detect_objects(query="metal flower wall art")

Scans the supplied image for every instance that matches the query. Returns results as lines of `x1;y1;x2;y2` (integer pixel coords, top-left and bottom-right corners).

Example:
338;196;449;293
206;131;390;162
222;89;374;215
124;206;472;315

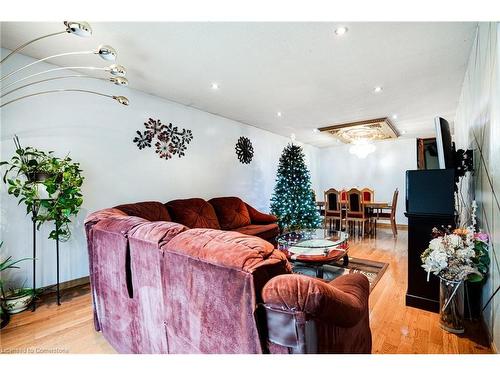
133;118;194;160
235;136;254;164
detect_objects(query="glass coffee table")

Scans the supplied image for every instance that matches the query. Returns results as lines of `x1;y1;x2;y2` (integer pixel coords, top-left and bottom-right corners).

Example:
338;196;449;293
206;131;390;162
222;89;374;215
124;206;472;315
277;228;349;279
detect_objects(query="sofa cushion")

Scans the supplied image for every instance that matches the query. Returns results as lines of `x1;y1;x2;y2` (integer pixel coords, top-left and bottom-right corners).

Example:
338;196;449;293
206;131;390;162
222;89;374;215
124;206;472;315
128;221;188;248
163;228;286;273
233;223;279;241
166;198;220;229
208;197;251;230
114;201;171;222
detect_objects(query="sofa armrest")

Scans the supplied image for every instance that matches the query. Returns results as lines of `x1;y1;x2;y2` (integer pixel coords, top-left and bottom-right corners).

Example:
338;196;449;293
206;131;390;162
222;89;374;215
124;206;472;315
262;273;369;328
245;203;278;224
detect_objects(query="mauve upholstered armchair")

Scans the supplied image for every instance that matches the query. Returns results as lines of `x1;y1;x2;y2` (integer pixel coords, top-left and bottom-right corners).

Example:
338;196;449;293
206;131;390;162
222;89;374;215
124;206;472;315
84;199;372;354
261;273;372;353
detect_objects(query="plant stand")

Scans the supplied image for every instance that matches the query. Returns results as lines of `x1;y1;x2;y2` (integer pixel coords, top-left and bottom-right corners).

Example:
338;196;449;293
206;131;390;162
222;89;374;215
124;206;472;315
31;200;61;312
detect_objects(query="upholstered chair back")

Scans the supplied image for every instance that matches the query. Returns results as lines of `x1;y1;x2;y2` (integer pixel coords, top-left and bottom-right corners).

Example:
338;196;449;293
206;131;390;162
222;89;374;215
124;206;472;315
340;190;347;203
360;188;374;203
324;188;341;213
346;189;363;214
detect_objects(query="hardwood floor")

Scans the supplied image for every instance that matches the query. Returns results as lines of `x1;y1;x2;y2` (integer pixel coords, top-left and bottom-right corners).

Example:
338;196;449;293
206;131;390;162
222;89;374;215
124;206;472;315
0;227;492;354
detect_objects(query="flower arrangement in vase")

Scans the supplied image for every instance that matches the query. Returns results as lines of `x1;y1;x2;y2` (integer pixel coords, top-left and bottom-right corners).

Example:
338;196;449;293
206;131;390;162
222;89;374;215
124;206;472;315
420;202;490;333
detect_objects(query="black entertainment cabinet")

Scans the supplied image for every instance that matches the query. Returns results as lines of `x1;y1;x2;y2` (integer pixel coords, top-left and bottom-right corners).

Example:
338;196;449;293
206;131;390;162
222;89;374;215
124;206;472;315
405;169;455;312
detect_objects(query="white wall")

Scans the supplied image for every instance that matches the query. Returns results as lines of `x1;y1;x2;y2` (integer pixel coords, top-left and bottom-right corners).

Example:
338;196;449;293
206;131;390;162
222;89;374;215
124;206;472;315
454;22;500;352
318;137;417;225
0;49;320;288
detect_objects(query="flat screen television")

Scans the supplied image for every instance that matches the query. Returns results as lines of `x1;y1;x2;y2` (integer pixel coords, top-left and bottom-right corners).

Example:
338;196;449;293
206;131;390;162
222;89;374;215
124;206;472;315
434;117;454;169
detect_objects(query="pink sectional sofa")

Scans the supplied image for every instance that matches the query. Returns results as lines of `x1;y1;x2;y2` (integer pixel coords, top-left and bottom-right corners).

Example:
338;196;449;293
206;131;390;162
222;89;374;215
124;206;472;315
84;199;372;354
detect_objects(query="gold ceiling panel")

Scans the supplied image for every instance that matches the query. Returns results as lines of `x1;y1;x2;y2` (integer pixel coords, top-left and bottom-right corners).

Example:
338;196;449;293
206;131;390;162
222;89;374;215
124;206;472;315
318;117;399;144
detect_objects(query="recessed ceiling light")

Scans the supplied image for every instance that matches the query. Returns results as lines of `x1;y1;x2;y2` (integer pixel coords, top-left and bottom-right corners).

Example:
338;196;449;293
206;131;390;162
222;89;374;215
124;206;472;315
334;27;348;36
401;130;407;135
211;82;219;90
277;112;282;117
373;86;383;93
392;114;398;119
313;128;320;133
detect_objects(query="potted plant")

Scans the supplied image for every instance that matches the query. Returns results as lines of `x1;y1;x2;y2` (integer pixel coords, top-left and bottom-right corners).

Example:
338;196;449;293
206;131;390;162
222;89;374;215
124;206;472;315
1;285;34;314
0;242;32;328
1;136;84;241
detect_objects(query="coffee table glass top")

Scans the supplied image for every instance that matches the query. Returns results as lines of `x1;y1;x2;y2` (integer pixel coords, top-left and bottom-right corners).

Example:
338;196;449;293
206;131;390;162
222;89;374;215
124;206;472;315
277;228;348;257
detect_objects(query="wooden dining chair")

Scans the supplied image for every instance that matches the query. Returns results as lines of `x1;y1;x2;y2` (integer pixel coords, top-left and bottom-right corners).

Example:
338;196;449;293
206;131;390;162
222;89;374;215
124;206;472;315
324;188;342;230
346;188;369;236
377;188;399;237
361;187;374;231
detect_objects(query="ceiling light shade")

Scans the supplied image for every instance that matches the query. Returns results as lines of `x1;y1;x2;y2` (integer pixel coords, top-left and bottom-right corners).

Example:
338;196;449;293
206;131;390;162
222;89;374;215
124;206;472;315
109;64;126;77
113;95;129;106
110;77;128;86
64;21;92;37
349;139;376;159
97;45;117;61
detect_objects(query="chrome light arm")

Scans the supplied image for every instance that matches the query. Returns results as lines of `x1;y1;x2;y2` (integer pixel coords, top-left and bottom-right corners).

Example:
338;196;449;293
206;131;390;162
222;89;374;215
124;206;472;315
1;64;126;91
0;31;68;65
0;89;129;108
1;45;117;82
1;75;128;98
0;21;92;65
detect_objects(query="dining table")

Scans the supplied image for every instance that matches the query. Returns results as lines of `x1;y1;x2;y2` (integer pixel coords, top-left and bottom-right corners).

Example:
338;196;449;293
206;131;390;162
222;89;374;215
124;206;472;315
364;201;391;234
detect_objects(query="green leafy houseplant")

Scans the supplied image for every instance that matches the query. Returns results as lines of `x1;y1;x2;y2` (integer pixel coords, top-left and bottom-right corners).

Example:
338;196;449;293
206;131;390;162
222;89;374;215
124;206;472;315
0;241;32;326
0;136;84;241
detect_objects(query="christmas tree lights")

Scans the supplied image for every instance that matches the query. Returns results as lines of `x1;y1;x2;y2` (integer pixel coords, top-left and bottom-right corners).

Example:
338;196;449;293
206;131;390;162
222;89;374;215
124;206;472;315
270;143;322;231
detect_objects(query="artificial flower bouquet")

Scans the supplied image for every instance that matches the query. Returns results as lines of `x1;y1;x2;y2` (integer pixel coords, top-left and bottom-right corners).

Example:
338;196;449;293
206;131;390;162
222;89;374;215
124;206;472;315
421;226;490;283
420;221;490;333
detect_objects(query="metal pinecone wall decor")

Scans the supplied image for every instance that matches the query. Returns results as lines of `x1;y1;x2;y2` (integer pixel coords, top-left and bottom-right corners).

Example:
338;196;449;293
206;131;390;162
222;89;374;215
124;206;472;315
133;118;193;160
235;136;254;164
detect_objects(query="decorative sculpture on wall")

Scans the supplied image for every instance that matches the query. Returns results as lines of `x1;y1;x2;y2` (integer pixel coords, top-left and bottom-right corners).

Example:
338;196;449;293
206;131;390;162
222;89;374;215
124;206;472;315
133;118;193;160
235;136;254;164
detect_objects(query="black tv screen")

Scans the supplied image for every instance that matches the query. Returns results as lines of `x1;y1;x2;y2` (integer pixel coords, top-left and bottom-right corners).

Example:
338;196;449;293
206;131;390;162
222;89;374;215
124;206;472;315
434;117;454;169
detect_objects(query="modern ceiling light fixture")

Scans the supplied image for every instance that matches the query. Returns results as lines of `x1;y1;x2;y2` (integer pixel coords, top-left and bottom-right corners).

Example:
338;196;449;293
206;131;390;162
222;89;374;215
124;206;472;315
318;117;399;159
373;86;383;93
0;21;129;108
334;27;348;36
211;82;219;90
277;111;282;117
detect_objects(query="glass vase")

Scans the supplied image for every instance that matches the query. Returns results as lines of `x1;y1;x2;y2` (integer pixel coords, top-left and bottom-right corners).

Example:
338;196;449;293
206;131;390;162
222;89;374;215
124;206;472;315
439;277;465;333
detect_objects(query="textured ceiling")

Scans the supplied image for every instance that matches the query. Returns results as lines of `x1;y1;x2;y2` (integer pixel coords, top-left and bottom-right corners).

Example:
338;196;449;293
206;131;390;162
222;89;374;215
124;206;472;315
1;22;476;146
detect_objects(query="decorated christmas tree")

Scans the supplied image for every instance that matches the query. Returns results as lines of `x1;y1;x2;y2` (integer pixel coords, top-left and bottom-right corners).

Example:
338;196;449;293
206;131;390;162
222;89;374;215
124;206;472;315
270;143;322;231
